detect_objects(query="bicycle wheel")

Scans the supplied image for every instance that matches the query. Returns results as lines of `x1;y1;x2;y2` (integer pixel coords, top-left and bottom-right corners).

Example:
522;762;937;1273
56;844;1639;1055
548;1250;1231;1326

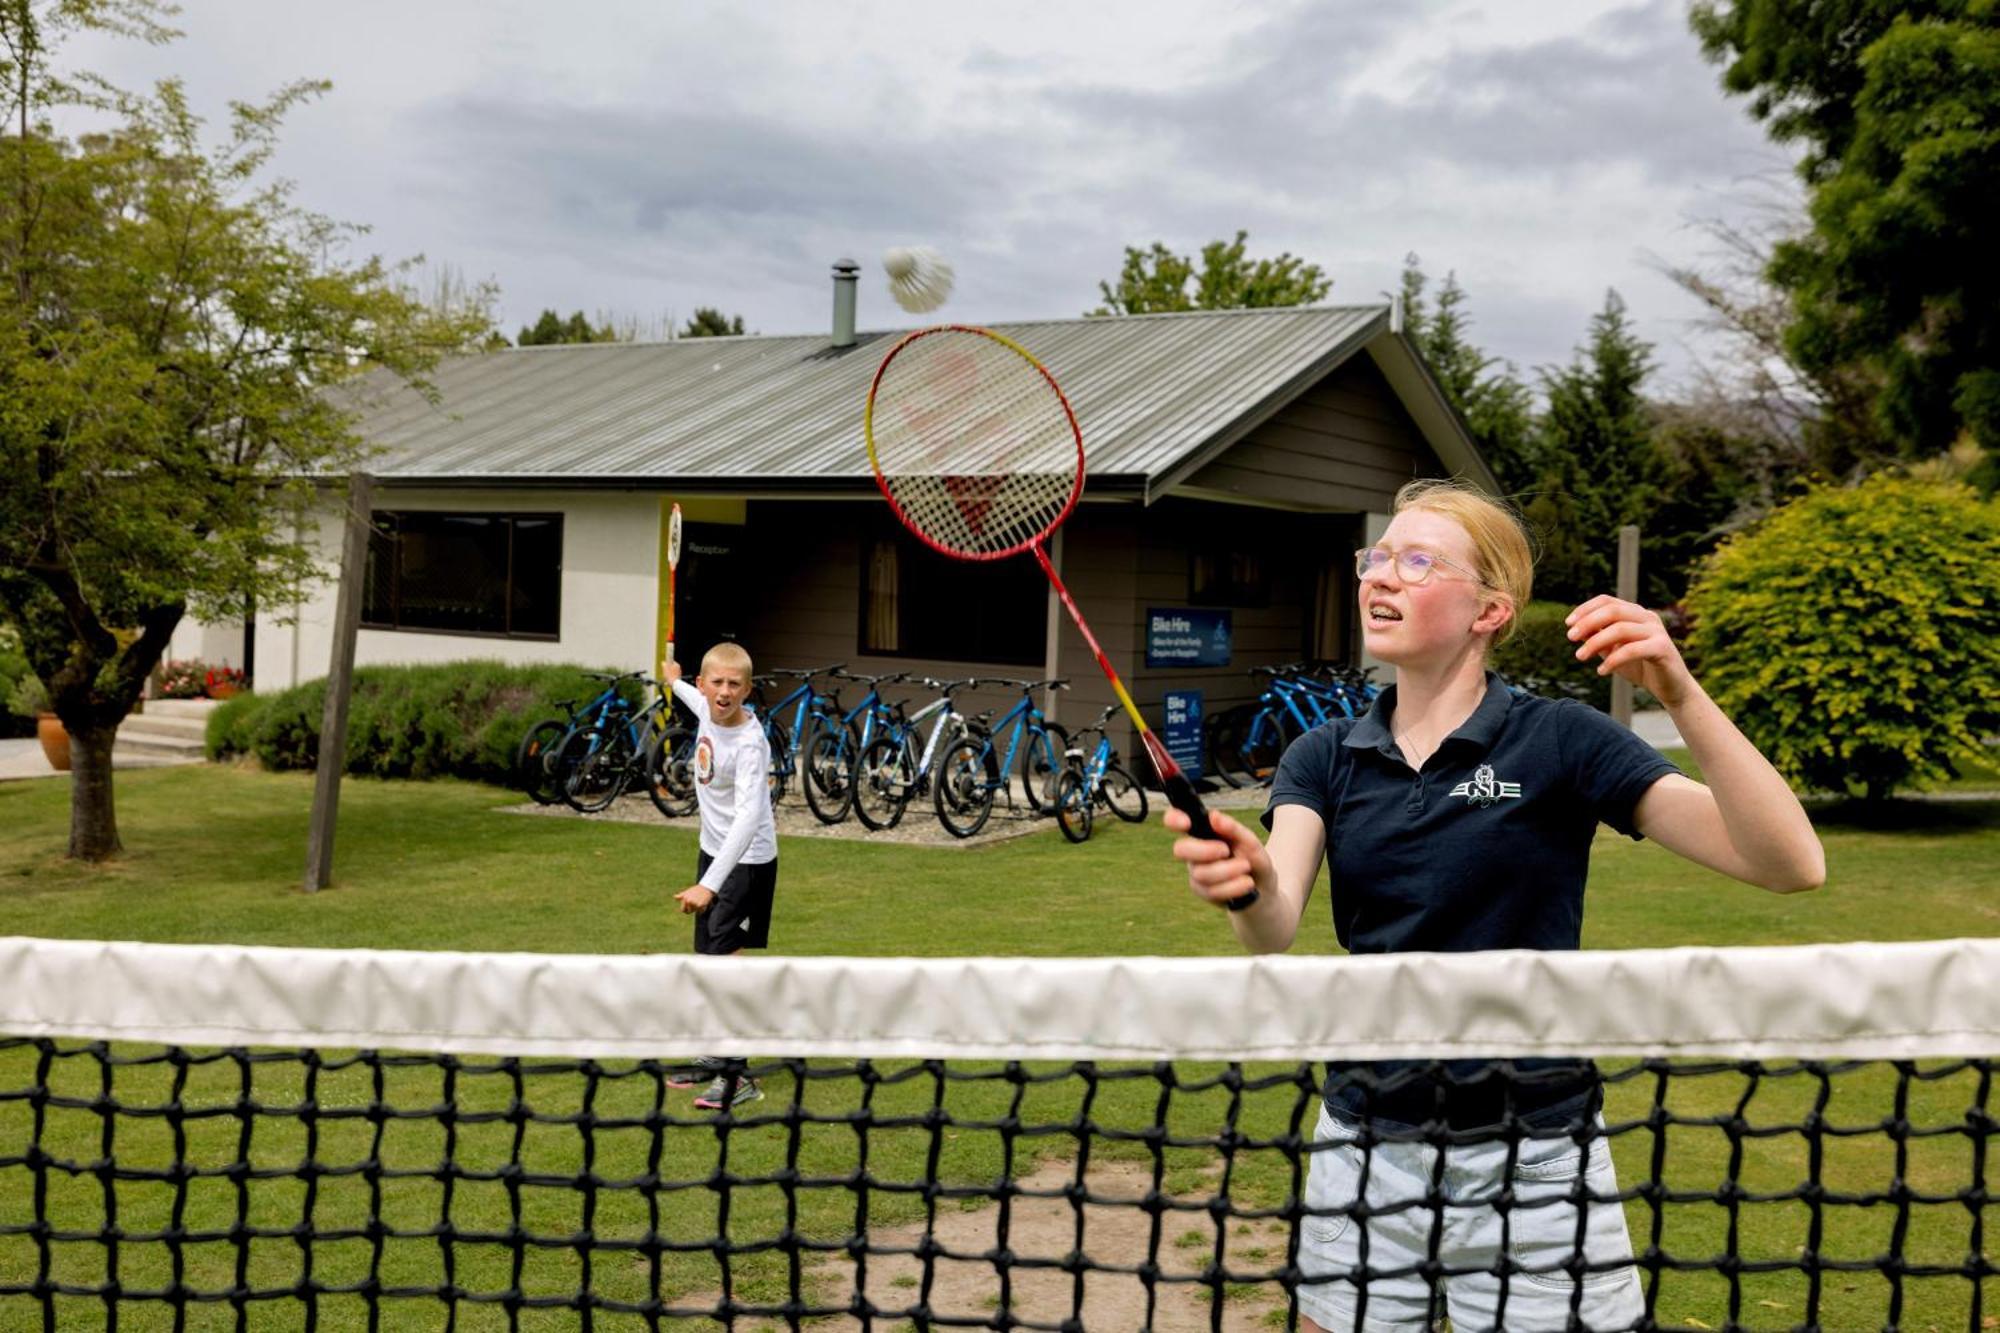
853;734;916;831
764;716;791;803
1099;761;1148;823
1020;722;1069;815
1207;705;1253;789
801;721;854;824
560;725;634;814
1054;769;1093;844
514;719;570;805
643;724;697;818
934;737;996;838
1240;709;1287;784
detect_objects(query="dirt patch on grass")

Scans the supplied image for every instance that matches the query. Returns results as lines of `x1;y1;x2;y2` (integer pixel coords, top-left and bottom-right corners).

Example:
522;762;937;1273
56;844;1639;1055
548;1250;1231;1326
675;1157;1292;1330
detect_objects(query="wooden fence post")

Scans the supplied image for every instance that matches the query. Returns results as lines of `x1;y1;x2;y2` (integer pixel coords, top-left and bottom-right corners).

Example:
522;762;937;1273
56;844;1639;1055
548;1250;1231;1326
304;471;374;893
1611;523;1640;728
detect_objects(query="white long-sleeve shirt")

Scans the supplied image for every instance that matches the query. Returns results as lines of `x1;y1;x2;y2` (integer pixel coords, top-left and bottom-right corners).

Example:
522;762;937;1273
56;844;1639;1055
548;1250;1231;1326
671;678;777;893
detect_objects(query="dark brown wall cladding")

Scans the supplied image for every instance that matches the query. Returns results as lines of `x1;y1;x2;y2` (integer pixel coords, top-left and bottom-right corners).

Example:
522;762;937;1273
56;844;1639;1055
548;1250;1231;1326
1182;353;1429;512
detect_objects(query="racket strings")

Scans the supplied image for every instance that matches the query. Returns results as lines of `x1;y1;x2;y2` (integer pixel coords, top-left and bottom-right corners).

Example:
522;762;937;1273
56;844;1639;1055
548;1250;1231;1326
869;329;1080;558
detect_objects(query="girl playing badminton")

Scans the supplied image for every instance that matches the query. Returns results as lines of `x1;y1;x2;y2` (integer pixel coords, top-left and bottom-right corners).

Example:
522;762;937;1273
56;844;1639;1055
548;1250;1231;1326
1165;478;1823;1332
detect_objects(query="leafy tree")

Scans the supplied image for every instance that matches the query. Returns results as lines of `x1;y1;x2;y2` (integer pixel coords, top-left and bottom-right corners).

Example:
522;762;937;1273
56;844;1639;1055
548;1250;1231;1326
1090;229;1330;316
1685;474;2000;802
0;0;489;860
516;308;615;346
1692;2;2000;474
1396;256;1538;495
1523;292;1661;604
1658;210;1883;486
680;306;745;338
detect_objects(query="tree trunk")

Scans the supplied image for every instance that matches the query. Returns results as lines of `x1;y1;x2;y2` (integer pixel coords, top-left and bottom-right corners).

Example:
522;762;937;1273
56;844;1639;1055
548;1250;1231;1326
66;721;122;861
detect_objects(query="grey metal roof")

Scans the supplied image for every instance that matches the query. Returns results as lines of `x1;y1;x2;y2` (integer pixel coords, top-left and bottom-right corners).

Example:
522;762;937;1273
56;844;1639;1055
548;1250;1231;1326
343;305;1399;495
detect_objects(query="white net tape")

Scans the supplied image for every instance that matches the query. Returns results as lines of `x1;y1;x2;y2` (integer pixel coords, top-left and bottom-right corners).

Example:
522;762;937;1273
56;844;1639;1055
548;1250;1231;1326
5;936;1997;1060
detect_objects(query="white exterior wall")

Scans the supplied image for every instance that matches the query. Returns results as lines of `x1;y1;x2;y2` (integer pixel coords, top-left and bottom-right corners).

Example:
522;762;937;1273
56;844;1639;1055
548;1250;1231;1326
165;617;248;672
254;488;662;689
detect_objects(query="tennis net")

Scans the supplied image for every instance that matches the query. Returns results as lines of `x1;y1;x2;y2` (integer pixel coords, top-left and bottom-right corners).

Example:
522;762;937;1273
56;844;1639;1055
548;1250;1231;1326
2;936;1995;1331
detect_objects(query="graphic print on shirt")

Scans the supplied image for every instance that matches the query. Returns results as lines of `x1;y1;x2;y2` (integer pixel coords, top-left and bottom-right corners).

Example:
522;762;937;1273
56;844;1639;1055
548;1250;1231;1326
695;735;715;786
1449;762;1522;808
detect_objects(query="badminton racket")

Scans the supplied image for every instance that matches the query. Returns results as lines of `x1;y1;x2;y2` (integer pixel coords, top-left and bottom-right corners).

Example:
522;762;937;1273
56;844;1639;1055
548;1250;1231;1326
664;503;683;666
864;324;1253;909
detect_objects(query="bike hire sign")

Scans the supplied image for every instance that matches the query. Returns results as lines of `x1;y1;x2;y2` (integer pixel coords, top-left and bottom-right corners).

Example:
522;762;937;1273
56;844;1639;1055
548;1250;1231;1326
1145;608;1231;669
1163;690;1204;780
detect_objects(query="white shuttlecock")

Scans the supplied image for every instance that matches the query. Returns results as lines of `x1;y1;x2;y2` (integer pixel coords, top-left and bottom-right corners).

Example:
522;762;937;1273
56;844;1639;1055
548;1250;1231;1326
883;246;955;314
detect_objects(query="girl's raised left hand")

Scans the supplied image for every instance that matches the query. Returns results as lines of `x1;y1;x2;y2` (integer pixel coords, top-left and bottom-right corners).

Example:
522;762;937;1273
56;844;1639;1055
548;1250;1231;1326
1565;596;1695;708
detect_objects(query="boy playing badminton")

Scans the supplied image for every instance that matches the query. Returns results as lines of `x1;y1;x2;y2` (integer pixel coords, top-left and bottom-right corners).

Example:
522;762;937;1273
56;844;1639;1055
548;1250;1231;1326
663;642;778;1110
1166;479;1823;1332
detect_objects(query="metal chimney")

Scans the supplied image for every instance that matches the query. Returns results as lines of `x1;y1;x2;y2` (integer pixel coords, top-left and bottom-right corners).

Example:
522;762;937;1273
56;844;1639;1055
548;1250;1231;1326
831;258;859;348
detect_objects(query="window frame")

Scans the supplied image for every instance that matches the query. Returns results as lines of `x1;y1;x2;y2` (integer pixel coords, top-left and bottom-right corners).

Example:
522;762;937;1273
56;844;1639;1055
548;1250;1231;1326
362;509;564;641
856;525;1046;667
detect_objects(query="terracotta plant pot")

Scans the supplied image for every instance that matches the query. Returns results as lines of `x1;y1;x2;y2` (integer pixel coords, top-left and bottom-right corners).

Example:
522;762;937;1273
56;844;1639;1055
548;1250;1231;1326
207;682;240;700
37;713;71;772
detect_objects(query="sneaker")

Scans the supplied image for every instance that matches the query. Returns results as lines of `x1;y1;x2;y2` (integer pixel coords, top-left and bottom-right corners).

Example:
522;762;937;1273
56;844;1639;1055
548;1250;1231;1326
693;1074;763;1110
666;1056;724;1089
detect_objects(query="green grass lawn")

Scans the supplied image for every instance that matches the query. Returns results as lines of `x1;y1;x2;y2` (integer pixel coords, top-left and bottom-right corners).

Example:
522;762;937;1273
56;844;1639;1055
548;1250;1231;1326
2;764;1996;1330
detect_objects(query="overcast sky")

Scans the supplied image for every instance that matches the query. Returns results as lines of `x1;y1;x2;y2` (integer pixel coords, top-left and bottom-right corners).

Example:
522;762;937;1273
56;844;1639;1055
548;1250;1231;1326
65;0;1798;392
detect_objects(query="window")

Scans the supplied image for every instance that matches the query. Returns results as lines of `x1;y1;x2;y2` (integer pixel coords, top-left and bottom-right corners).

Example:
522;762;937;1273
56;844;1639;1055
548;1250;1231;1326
859;529;1045;665
1189;547;1270;608
363;511;562;638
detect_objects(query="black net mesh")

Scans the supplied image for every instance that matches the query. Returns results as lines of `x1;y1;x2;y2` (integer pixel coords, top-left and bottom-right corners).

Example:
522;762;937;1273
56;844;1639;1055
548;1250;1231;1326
2;1040;1993;1331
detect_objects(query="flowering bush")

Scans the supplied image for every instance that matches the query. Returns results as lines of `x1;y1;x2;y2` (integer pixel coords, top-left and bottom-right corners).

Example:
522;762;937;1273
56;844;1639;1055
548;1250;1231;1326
158;659;210;699
161;659;248;698
204;664;247;696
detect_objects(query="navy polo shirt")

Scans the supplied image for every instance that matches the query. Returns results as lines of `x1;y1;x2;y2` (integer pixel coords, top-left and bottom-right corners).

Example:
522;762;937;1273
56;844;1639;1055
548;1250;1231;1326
1265;671;1677;1132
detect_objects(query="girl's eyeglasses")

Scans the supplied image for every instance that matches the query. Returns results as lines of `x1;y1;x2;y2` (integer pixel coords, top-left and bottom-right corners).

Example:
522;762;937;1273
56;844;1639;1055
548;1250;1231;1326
1354;545;1486;586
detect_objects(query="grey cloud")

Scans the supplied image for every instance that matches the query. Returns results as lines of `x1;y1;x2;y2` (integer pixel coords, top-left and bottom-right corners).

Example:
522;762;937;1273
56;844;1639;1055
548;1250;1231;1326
1047;0;1769;189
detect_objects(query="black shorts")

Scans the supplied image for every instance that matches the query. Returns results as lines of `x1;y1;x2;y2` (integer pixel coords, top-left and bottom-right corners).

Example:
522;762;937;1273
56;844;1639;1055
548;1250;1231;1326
693;851;777;955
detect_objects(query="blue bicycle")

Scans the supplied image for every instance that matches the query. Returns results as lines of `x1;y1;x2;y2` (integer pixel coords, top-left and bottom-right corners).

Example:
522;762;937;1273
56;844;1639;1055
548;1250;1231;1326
516;670;647;805
1053;703;1149;844
549;672;695;816
799;668;907;824
849;677;983;830
753;664;845;807
1209;662;1378;788
931;678;1070;838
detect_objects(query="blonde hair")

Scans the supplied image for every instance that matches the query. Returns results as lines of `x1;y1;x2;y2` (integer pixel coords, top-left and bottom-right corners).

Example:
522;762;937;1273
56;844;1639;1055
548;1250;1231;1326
1392;478;1534;646
700;641;753;680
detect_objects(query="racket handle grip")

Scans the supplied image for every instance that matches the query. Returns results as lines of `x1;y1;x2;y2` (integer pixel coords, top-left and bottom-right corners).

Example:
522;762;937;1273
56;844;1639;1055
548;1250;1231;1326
1161;774;1260;913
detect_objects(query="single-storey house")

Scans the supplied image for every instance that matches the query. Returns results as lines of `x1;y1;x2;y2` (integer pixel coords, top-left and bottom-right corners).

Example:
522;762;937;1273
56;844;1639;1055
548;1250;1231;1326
176;283;1496;774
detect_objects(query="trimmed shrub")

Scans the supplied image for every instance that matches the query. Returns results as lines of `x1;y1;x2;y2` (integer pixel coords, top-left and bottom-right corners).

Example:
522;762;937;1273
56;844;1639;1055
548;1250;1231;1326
0;625;36;739
1490;601;1613;709
1684;475;2000;801
205;660;645;784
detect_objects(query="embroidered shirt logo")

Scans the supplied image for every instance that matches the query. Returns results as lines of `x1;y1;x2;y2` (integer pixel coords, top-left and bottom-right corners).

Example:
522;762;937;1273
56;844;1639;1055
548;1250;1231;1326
1450;762;1522;808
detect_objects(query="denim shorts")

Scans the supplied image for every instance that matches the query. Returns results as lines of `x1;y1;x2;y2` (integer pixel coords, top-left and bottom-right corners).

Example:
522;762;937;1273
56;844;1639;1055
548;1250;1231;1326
1295;1104;1645;1332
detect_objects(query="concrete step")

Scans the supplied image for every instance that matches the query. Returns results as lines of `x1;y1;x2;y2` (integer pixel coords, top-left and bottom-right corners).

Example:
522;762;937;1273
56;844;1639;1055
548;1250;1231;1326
141;697;226;720
117;733;205;756
122;713;211;743
116;716;209;759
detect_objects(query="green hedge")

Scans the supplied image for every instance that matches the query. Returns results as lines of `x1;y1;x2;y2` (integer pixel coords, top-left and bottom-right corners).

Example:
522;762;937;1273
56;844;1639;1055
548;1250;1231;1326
1490;601;1613;710
0;625;36;739
205;660;646;784
1685;475;2000;801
